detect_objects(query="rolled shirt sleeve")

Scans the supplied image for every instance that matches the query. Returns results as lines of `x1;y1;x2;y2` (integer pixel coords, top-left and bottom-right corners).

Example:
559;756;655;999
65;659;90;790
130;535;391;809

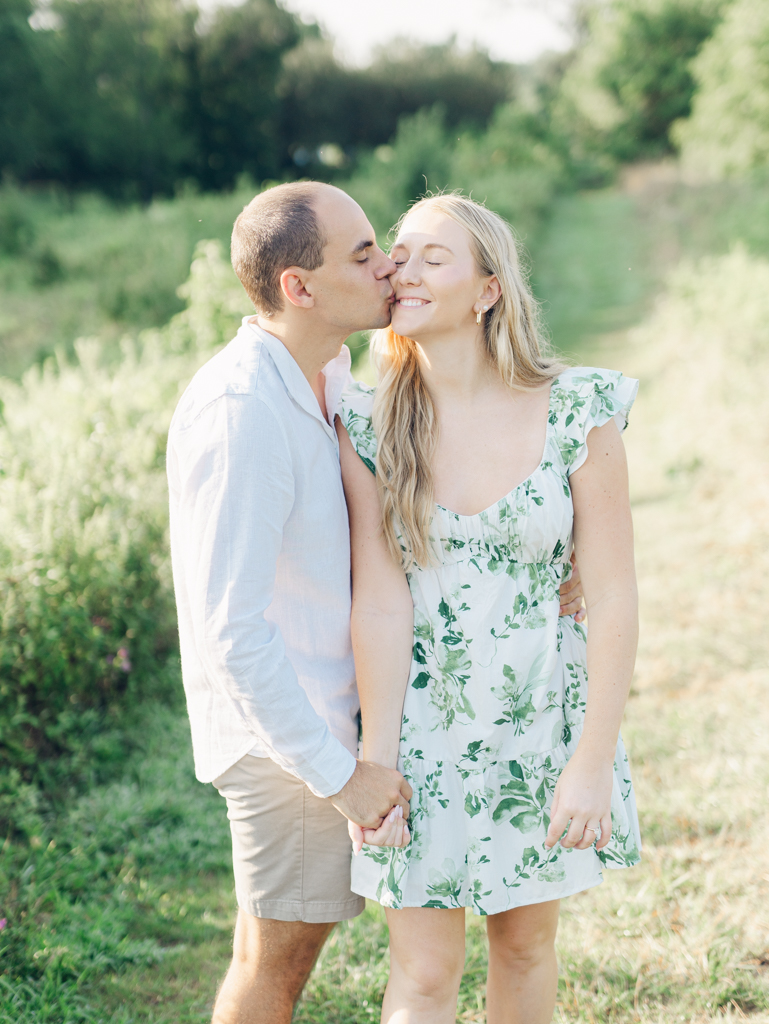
171;392;356;798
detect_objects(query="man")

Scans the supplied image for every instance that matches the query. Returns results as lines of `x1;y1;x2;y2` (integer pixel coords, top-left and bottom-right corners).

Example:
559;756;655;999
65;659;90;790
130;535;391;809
167;181;584;1023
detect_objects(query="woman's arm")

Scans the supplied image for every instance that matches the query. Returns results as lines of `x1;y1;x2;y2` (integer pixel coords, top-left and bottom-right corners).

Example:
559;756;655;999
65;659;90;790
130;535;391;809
545;418;638;852
336;419;414;763
336;419;415;851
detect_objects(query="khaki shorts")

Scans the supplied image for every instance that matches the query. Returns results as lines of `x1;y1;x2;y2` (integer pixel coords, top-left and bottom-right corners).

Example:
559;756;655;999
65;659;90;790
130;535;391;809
213;754;365;924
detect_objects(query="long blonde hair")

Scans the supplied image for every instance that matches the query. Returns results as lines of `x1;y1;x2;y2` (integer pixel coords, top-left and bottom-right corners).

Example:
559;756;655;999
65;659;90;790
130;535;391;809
371;193;565;570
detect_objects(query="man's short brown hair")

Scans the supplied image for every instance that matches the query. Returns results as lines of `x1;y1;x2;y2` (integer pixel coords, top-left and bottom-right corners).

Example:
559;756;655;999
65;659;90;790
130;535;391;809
231;182;328;317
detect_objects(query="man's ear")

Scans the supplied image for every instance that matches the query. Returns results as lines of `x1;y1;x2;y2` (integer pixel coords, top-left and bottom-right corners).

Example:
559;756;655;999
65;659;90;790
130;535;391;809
280;266;315;309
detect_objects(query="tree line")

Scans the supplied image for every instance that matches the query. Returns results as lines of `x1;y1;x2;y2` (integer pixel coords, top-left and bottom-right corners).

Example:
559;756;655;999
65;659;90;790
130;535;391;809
1;0;512;197
1;0;764;200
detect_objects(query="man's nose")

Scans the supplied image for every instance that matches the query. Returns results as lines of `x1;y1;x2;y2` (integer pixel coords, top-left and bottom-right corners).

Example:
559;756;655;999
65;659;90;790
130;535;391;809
375;251;397;278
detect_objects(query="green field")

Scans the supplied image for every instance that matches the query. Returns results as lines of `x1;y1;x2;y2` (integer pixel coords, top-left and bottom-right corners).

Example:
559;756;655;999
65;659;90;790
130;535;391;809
2;171;769;1022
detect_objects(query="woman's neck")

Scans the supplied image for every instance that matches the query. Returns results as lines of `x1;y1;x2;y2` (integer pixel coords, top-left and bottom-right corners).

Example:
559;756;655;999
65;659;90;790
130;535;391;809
416;328;500;404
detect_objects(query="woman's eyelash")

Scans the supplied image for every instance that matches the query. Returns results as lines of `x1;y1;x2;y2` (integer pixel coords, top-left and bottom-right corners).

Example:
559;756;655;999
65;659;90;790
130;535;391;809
393;259;440;266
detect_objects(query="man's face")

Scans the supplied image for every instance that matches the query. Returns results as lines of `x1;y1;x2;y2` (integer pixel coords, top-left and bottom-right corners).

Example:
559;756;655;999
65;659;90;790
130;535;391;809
307;189;396;334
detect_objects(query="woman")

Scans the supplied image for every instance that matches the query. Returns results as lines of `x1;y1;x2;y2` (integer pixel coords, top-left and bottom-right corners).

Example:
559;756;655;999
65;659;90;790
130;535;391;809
336;194;641;1023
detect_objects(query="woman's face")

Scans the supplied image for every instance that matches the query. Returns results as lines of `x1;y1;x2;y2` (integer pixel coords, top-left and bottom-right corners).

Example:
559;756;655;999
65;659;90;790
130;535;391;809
389;207;495;341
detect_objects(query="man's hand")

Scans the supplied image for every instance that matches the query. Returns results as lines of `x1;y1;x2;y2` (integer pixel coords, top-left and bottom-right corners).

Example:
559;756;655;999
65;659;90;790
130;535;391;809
348;806;410;856
559;552;586;622
329;760;412;829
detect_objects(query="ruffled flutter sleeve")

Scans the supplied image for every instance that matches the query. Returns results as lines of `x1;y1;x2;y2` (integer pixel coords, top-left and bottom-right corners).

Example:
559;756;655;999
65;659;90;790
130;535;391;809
552;367;639;476
336;380;378;475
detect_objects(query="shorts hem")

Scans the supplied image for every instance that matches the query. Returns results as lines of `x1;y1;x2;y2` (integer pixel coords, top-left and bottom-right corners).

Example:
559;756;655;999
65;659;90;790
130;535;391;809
236;895;365;924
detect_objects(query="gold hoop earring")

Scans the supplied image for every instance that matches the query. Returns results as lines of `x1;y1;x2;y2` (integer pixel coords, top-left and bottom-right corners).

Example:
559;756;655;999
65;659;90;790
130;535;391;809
476;309;482;325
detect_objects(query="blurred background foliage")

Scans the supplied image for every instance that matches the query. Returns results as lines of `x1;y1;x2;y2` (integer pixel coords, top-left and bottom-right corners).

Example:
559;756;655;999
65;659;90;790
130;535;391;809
2;0;760;199
1;0;769;1019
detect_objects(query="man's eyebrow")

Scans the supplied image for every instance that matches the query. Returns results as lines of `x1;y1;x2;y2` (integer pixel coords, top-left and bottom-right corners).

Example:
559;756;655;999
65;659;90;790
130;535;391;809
352;239;375;255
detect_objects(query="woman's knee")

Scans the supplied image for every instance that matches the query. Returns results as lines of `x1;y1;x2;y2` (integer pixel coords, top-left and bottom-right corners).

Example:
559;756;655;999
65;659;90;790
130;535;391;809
387;908;465;1002
487;901;559;973
393;948;465;1001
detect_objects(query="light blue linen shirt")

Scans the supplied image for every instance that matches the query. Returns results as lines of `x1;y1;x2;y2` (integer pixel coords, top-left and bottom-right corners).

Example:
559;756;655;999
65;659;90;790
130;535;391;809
167;319;358;797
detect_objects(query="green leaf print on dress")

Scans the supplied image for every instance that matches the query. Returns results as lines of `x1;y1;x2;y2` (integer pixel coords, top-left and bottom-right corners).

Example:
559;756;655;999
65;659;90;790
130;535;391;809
411;602;476;729
340;367;643;915
490;755;560;834
491;649;554;733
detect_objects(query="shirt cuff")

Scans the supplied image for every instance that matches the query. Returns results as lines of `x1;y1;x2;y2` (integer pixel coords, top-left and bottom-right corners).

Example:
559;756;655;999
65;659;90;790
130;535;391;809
298;736;357;799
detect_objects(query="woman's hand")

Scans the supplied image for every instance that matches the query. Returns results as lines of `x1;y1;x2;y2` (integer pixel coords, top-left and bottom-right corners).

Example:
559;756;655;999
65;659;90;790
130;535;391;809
544;749;613;851
349;805;410;855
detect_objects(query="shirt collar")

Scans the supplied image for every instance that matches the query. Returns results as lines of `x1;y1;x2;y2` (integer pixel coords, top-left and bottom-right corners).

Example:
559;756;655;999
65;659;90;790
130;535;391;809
242;318;350;440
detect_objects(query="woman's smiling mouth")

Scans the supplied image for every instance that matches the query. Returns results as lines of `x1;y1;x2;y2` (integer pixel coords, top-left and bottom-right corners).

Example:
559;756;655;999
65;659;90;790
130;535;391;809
397;297;430;307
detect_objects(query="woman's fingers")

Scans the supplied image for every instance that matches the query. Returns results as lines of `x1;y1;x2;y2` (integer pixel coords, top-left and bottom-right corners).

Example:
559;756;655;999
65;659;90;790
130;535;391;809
349;820;364;856
561;813;589;849
544;791;566;849
596;811;613;850
574;821;600;850
360;805;410;848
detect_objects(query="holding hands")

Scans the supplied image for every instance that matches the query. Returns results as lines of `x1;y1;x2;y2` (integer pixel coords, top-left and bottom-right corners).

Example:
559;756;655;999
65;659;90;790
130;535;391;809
349;804;410;855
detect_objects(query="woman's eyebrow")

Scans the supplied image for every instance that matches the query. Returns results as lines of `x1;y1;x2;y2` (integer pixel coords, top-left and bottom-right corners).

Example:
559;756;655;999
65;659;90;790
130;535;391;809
391;242;454;254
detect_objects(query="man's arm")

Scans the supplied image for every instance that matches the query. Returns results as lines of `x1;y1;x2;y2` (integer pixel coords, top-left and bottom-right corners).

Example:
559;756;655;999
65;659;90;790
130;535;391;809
171;393;409;824
560;553;586;622
172;393;354;798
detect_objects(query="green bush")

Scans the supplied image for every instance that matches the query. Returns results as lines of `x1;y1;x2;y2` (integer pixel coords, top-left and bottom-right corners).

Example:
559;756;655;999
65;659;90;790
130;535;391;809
674;0;769;178
553;0;723;176
0;241;247;795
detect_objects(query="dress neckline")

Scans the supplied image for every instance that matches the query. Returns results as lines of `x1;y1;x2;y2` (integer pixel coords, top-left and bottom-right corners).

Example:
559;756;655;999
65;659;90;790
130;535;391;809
434;377;559;521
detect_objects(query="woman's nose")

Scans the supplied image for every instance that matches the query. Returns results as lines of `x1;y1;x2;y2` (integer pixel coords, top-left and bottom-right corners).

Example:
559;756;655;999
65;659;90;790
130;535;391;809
398;259;421;285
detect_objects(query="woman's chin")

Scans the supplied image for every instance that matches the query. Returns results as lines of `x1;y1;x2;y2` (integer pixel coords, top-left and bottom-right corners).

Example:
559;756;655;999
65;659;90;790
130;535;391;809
391;312;422;338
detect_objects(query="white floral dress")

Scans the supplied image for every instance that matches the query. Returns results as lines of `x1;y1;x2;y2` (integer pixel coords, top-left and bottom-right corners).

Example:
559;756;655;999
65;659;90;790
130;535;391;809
339;367;642;915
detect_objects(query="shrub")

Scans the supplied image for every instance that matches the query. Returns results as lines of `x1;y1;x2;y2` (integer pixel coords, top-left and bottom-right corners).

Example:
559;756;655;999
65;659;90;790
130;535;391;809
553;0;723;175
0;241;247;794
674;0;769;179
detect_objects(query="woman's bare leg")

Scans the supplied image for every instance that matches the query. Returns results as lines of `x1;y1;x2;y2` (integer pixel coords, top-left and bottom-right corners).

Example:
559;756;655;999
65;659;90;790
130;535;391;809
382;906;466;1023
485;899;560;1024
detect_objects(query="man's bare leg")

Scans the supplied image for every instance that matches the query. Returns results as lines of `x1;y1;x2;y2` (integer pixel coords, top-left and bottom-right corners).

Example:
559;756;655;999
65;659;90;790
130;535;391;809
211;909;334;1024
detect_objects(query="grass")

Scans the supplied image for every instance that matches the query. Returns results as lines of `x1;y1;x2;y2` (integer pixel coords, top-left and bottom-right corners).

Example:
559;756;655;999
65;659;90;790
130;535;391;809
3;169;769;1021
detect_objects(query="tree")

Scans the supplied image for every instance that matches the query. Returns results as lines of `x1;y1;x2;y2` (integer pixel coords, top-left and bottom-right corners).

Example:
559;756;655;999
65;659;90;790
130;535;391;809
0;0;57;181
674;0;769;178
553;0;724;171
278;38;514;164
185;0;302;190
36;0;195;197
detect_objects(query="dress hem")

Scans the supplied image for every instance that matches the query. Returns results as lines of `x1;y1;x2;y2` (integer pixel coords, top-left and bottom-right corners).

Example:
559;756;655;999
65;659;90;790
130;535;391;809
354;872;605;917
